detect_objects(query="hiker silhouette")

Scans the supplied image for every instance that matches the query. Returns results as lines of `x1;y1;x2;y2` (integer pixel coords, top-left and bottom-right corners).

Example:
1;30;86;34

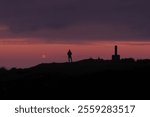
67;49;72;63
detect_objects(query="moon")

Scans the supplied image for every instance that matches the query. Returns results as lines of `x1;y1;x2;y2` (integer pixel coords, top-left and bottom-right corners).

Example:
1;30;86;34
42;54;46;59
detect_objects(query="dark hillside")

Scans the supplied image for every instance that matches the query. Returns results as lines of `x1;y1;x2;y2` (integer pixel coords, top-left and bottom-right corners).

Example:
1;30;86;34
0;59;150;99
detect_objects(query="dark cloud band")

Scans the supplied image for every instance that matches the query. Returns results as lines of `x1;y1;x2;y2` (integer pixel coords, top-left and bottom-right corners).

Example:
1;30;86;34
0;0;150;42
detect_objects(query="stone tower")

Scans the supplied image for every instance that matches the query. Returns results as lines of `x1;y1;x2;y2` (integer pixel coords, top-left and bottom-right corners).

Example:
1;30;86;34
112;45;120;61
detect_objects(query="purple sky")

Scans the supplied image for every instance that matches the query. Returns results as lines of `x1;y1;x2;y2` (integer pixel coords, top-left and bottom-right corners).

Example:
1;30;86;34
0;0;150;68
0;0;150;42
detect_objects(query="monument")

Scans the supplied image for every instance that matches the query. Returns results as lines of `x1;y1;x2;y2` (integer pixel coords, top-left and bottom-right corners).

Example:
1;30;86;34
112;45;120;61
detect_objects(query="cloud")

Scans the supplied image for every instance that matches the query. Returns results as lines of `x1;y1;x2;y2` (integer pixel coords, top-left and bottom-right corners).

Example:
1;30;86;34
0;0;150;42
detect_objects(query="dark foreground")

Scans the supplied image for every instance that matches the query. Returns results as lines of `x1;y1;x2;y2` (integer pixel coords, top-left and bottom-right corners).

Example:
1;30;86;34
0;59;150;100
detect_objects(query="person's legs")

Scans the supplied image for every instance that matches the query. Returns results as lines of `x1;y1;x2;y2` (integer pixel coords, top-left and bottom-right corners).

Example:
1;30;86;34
70;57;72;62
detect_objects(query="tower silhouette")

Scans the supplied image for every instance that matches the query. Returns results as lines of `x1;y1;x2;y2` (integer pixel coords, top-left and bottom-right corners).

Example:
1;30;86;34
112;45;120;61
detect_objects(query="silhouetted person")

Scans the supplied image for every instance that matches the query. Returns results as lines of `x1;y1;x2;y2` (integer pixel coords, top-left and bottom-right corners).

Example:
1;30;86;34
67;49;72;63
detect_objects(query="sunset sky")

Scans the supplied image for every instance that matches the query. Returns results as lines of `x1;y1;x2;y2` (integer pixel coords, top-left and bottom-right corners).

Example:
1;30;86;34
0;0;150;68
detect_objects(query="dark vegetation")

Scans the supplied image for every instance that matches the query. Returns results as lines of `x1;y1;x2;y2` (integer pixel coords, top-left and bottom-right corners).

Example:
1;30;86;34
0;58;150;100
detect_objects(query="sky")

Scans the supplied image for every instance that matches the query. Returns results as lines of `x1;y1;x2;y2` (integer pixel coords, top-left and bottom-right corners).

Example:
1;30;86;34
0;0;150;68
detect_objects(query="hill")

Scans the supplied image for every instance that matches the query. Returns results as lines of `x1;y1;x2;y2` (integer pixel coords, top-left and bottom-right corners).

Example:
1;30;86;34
0;58;150;99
